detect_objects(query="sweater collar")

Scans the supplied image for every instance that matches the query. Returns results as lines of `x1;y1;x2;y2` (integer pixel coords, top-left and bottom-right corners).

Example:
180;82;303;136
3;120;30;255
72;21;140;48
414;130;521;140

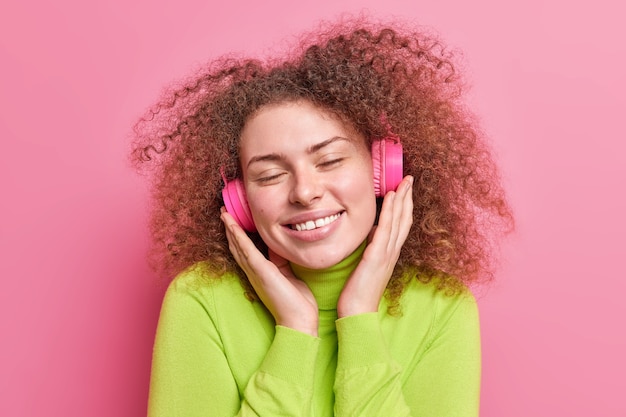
289;241;366;311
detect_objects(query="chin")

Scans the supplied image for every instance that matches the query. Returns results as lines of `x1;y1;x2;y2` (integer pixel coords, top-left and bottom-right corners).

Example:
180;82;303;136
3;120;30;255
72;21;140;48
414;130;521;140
285;244;357;270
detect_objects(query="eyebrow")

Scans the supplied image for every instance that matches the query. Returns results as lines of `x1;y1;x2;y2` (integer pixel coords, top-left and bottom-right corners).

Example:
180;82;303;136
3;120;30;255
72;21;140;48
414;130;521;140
246;136;350;168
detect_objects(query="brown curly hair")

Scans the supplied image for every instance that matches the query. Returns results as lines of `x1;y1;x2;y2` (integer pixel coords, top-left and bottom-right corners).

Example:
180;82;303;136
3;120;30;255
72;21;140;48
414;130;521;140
131;17;513;304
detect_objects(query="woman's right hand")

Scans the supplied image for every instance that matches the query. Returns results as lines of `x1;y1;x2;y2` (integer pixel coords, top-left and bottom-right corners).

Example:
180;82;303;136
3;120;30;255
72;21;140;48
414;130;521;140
221;208;319;337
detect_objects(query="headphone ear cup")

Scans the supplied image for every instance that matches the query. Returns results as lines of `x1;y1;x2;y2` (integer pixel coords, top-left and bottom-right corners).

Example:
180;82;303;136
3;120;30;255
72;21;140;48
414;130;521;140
372;138;404;197
222;179;256;232
222;139;403;229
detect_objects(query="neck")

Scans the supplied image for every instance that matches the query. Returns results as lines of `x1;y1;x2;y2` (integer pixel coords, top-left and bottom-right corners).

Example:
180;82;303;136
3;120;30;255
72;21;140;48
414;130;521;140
289;241;366;310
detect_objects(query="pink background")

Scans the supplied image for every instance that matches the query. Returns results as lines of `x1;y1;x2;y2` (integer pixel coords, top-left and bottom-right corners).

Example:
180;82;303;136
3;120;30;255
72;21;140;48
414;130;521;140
1;0;624;415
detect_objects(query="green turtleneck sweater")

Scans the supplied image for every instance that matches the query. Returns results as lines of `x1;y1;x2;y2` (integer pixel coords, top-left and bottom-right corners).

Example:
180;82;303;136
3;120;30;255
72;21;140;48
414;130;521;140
148;244;481;416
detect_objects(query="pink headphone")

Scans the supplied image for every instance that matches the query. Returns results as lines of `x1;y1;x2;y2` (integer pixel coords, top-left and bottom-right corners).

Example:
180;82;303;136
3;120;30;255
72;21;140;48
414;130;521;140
222;136;403;232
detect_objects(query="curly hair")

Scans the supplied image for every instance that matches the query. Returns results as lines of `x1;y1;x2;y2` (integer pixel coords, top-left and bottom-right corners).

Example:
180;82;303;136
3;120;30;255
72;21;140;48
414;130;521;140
131;17;513;305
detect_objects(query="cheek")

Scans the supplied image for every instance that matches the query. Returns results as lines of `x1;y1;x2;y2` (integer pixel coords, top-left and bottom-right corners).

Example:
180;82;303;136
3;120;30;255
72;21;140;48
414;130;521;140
344;166;376;198
335;175;377;220
350;167;377;218
246;188;282;226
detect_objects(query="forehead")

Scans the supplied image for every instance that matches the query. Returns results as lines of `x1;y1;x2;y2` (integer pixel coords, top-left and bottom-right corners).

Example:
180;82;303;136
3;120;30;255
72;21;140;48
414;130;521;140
239;101;361;157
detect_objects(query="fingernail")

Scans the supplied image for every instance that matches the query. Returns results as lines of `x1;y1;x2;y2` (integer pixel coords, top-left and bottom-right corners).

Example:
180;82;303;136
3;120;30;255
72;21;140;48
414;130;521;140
405;176;414;190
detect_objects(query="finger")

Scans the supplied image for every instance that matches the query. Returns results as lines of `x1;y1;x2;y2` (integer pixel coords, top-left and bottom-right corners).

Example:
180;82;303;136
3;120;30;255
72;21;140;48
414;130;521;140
221;210;261;276
395;175;414;230
375;190;396;235
390;175;414;249
221;210;284;280
221;211;242;254
373;176;413;253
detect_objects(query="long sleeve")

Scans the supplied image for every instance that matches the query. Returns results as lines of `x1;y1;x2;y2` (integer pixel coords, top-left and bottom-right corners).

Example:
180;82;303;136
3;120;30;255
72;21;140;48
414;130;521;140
148;262;481;417
147;272;321;417
333;286;481;417
334;313;412;416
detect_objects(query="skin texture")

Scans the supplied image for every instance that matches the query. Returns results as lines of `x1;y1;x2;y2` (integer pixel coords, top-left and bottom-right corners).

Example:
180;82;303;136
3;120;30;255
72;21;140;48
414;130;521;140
138;22;504;415
220;101;414;335
132;21;514;307
239;101;377;270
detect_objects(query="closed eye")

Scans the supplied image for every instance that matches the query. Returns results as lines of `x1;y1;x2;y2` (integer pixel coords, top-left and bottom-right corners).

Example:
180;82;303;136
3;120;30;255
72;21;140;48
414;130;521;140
318;158;344;168
256;172;286;184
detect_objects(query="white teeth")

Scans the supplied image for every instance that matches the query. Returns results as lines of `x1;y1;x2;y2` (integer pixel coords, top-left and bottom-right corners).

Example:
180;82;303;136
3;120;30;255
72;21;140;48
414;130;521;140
294;213;340;231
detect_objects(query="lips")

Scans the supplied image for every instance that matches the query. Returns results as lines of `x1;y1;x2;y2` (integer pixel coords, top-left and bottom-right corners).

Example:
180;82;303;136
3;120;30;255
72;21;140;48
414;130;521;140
290;212;343;231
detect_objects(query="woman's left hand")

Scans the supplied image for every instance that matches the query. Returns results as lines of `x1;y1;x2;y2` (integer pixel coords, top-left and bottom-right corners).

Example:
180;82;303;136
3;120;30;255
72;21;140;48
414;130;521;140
337;175;414;318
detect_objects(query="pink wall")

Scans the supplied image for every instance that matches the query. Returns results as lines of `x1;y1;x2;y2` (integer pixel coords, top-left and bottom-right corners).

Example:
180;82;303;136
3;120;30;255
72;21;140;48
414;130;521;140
1;0;624;415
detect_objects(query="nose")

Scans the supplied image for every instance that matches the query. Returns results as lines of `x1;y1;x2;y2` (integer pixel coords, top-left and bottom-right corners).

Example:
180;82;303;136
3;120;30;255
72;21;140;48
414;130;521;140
288;169;323;206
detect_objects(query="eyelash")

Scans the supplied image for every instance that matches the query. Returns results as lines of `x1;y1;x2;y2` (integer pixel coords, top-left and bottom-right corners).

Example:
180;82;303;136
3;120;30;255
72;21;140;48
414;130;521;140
319;158;343;167
257;173;284;183
255;158;344;183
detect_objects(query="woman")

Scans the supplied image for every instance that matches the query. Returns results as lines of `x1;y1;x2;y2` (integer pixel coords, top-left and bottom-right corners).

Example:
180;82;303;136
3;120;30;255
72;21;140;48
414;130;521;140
133;18;513;417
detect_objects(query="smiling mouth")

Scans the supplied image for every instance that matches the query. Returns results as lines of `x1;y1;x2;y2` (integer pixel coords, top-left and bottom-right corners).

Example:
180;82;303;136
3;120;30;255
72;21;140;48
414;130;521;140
290;213;342;231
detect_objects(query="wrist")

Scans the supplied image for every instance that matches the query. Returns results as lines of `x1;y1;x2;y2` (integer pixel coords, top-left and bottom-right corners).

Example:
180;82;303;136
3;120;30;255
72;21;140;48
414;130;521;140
337;298;378;318
277;316;319;337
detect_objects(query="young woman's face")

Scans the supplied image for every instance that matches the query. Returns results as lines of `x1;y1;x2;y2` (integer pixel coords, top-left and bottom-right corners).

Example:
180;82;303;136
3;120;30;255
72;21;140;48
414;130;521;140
239;101;377;269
